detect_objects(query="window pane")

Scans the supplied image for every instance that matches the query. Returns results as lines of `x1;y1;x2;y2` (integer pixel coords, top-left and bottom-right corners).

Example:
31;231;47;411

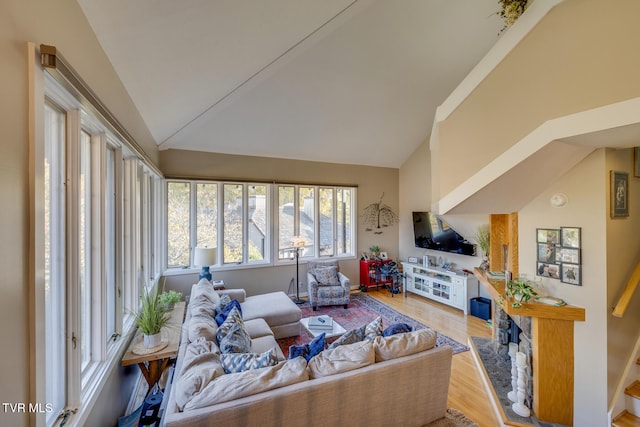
299;187;315;258
319;188;334;256
278;186;294;259
248;185;266;261
105;148;116;338
336;188;352;255
79;130;92;372
44;103;66;423
196;183;217;250
167;182;191;267
223;184;243;263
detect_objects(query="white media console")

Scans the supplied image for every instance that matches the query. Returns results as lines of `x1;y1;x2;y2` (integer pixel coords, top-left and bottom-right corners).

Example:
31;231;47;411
402;262;478;314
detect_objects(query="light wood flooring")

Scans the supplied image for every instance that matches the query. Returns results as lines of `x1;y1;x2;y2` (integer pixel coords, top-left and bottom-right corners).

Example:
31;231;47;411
366;288;501;427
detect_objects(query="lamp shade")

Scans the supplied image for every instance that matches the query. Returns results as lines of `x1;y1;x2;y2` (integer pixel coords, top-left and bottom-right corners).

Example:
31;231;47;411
291;236;306;248
193;247;217;267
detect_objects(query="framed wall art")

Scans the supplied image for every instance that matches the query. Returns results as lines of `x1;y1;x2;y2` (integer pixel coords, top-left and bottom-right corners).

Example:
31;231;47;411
611;170;629;218
561;263;581;285
536;226;582;285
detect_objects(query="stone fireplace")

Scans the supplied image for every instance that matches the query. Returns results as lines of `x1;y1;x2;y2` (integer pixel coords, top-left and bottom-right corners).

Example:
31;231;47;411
494;305;533;410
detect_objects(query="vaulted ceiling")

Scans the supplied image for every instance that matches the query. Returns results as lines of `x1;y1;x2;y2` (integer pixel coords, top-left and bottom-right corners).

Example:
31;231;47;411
77;0;503;168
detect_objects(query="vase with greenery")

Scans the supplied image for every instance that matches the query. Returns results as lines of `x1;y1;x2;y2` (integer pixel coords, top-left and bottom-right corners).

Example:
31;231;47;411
369;245;380;258
135;286;170;348
506;278;538;308
475;225;490;271
159;289;182;311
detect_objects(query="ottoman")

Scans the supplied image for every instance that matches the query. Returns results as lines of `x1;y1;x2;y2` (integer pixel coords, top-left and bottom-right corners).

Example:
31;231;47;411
241;291;302;339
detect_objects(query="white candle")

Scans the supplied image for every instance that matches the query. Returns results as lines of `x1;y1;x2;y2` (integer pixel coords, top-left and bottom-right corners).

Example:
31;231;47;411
516;352;526;366
509;342;518;356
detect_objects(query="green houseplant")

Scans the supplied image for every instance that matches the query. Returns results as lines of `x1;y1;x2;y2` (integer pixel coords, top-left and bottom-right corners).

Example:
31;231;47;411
474;225;490;271
135;286;170;348
159;289;182;310
506;278;538;308
369;245;380;257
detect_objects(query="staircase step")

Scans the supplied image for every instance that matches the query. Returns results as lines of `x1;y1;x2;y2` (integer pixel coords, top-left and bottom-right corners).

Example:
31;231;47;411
613;410;640;427
626;381;640;400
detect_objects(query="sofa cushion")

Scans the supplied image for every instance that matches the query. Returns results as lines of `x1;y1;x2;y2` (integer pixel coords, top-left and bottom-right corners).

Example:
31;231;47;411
382;322;413;337
174;340;224;411
191;278;221;305
183;357;310;410
241;292;302;328
288;333;325;363
307;340;374;379
215;299;242;326
373;328;437;362
312;266;341;286
243;318;274;339
220;347;279;374
187;314;218;343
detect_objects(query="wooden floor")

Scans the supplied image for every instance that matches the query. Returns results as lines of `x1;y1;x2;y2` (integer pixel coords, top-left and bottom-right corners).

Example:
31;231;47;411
366;288;501;427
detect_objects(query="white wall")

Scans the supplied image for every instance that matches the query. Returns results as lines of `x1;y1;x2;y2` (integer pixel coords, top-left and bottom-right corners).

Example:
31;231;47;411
519;149;609;426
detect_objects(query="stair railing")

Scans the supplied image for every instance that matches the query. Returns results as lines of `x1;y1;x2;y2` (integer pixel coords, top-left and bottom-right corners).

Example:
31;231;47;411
612;258;640;317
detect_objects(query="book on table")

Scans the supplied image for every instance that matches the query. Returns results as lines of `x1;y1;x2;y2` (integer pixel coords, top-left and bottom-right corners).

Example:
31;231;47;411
308;315;333;330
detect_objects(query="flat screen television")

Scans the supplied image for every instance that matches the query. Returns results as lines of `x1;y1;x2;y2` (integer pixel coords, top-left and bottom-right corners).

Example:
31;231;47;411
412;212;476;256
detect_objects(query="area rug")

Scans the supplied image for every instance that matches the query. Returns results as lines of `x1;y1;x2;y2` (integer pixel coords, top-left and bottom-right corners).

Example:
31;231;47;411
425;408;480;427
277;292;468;357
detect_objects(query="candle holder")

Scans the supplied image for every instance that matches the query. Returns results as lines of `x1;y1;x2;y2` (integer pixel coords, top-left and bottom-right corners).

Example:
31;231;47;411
507;343;518;403
512;351;531;417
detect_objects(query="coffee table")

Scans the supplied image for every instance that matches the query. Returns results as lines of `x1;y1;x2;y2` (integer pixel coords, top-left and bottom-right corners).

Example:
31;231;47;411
300;316;346;342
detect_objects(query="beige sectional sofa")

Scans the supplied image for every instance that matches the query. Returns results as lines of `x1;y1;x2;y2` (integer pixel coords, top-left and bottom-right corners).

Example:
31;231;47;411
163;280;453;427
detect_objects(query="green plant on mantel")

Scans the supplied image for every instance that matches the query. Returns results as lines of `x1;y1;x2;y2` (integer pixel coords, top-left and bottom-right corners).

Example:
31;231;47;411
498;0;529;32
506;278;538;308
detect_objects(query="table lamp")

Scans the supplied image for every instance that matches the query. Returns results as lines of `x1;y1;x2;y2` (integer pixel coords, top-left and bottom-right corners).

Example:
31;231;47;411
194;247;217;281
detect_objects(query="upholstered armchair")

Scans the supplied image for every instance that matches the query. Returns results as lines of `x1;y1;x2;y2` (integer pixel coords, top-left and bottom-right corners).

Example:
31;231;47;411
306;260;350;311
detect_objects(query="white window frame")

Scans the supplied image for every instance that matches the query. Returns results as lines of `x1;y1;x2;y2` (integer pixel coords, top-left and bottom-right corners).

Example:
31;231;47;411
274;184;356;263
164;180;272;271
34;53;162;427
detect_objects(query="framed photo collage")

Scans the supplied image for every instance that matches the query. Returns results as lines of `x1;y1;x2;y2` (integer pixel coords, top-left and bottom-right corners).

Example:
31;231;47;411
536;227;581;286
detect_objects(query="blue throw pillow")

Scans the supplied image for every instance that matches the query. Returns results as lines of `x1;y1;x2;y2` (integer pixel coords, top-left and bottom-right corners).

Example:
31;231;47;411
382;322;413;337
289;333;326;362
215;299;242;326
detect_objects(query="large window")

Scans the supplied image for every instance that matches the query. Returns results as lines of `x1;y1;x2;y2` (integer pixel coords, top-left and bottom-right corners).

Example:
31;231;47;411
165;181;355;270
166;181;270;268
277;185;355;260
40;73;162;426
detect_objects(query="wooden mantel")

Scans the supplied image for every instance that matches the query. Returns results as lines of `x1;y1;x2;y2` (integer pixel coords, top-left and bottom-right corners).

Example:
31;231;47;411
475;268;585;426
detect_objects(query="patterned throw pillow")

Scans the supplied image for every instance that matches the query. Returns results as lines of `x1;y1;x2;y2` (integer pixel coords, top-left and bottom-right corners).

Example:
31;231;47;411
216;307;248;347
215;299;242;326
218;321;252;354
382;322;413;337
288;333;326;362
364;316;383;341
312;266;340;287
217;294;232;312
220;348;279;374
327;325;365;350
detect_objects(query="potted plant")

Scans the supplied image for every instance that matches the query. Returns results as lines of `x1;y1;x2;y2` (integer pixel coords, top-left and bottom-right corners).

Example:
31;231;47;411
506;278;538;308
159;289;182;311
134;286;170;348
369;245;380;258
474;225;490;271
